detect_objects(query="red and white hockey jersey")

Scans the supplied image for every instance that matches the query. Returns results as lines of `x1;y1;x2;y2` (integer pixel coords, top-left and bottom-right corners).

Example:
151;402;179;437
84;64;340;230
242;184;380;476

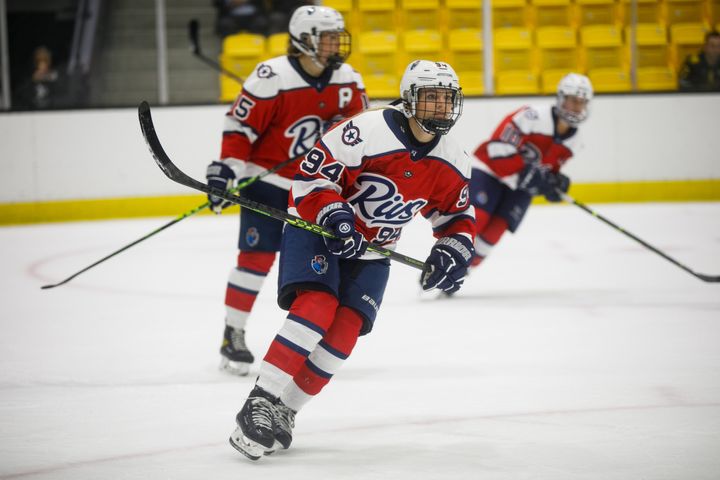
473;104;582;189
290;108;475;253
220;55;367;190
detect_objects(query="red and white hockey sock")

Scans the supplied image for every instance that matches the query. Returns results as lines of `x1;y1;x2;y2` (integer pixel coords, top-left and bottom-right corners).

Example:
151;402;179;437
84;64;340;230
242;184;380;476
472;213;508;267
280;306;363;412
256;290;339;398
224;251;275;330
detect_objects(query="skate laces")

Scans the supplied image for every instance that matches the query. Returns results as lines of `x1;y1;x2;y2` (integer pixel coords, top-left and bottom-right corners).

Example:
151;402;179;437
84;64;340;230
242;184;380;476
230;328;249;351
248;397;276;430
275;402;295;431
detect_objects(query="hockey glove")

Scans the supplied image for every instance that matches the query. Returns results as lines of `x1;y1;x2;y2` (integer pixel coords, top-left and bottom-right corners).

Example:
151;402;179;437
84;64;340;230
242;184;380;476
421;235;475;294
206;161;236;214
516;162;554;197
543;172;570;203
318;202;367;259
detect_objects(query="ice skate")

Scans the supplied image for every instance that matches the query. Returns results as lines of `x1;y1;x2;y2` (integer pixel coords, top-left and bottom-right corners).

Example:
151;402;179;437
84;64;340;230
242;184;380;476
273;400;296;450
219;326;254;376
228;393;277;461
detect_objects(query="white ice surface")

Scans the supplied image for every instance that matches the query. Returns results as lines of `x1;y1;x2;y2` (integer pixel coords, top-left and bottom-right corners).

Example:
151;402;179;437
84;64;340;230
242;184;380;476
1;202;719;480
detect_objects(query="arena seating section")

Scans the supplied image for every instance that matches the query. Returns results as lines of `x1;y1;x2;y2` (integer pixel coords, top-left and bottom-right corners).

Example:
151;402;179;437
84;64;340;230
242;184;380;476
218;0;720;100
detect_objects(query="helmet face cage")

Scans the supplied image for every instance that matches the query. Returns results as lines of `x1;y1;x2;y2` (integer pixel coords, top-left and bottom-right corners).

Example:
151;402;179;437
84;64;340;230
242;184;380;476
406;85;464;135
400;60;464;135
289;6;351;69
556;73;593;127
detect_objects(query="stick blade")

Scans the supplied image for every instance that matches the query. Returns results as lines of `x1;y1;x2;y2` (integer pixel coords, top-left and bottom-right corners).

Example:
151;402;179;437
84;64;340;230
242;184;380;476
695;273;720;283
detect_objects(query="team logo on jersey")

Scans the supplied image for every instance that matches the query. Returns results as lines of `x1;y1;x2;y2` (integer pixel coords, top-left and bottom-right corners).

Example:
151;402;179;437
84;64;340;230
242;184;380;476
310;255;328;275
456;185;469;208
347;174;427;227
245;227;260;247
523;108;539;120
256;64;276;79
341;121;362;146
285;116;323;157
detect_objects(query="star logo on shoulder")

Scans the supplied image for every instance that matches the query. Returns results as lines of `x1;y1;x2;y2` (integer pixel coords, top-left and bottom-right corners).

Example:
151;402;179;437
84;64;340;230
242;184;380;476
341;121;363;146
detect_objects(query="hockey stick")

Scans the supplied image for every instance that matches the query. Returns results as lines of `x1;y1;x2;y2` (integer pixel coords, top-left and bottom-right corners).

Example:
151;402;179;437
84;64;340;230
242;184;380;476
561;192;720;283
40;141;304;290
138;101;427;271
188;19;245;85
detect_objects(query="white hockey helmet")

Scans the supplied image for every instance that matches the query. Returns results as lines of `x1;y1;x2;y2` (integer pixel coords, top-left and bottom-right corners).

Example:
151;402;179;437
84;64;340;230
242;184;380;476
400;60;464;135
288;5;351;70
556;73;593;127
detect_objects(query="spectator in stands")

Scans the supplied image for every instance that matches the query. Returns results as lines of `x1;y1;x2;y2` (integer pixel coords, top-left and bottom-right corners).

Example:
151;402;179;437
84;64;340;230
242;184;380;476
679;30;720;92
14;46;67;110
214;0;269;38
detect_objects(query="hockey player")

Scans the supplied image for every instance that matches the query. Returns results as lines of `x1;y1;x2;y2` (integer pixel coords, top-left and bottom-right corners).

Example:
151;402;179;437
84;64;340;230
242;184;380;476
206;5;367;376
467;72;593;270
227;60;476;460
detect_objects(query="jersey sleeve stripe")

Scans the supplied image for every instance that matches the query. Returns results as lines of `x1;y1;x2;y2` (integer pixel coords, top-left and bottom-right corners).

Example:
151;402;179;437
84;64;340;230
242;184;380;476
487;141;519;159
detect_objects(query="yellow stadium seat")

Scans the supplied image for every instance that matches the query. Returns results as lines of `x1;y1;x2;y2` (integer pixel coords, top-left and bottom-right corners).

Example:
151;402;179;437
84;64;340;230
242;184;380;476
457;70;485;95
363;73;400;99
358;0;396;32
357;31;399;80
494;0;526;6
713;1;720;26
447;23;485;95
620;0;663;26
402;30;444;66
626;24;668;46
576;0;619;27
446;0;483;29
536;26;576;48
222;33;266;57
580;25;623;46
670;23;707;44
531;0;573;28
626;25;670;69
400;0;440;31
495;28;534;72
588;68;632;92
496;71;540;95
541;69;572;93
537;27;579;74
581;26;625;71
495;27;534;49
637;67;678;91
268;33;289;57
358;31;398;55
219;34;266;102
493;4;530;29
635;44;672;68
532;0;571;5
664;0;706;26
449;29;484;51
322;0;352;12
401;0;439;8
402;29;443;53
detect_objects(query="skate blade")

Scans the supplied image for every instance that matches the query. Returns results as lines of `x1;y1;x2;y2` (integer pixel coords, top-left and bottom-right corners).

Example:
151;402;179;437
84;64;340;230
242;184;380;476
219;357;250;376
228;432;272;461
